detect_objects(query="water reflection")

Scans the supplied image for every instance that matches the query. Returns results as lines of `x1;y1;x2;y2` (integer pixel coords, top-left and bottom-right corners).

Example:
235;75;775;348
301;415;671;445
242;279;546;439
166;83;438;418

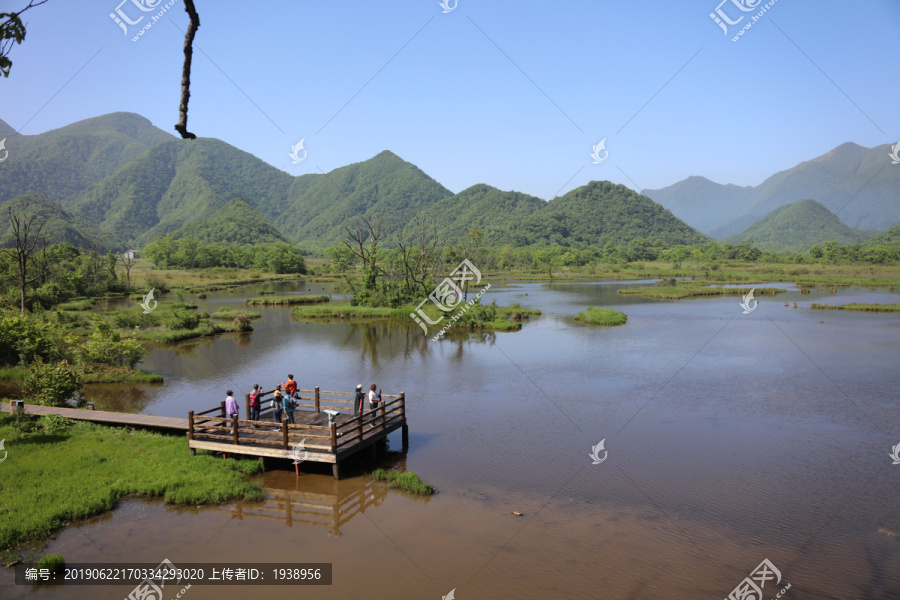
83;383;157;413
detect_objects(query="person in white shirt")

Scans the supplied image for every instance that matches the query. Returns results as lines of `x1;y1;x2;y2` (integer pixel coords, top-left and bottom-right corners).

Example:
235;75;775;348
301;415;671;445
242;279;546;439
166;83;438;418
367;384;381;428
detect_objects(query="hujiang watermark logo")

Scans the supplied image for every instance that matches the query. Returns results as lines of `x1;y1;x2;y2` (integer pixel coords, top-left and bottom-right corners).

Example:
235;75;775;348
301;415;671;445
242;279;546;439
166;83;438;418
139;288;158;314
109;0;179;42
0;439;7;464
0;138;8;163
725;558;790;600
289;139;307;164
291;439;309;465
410;259;491;341
889;142;900;165
442;588;456;600
590;138;608;164
890;442;900;465
740;288;758;314
124;558;190;600
589;439;607;464
709;0;779;42
439;0;457;14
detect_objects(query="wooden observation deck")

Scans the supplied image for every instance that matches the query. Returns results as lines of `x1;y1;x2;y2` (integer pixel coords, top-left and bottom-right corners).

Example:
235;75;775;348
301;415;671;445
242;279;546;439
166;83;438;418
187;387;408;479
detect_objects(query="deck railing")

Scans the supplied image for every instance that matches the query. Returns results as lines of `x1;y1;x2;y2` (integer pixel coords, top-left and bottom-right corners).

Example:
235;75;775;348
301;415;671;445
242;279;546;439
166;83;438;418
188;391;406;455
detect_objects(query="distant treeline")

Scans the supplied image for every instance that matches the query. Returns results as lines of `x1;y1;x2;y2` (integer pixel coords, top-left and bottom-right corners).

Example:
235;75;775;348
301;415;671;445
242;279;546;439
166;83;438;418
142;236;306;273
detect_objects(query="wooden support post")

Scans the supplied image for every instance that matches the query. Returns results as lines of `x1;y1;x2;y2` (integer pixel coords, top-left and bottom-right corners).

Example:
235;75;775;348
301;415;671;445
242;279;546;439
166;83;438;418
244;393;250;419
220;400;226;417
314;386;320;413
333;462;341;480
186;431;195;456
357;415;363;441
380;402;386;429
330;422;337;453
294;460;299;477
402;424;409;449
258;456;265;470
399;392;406;420
232;414;239;445
282;420;289;450
188;411;194;440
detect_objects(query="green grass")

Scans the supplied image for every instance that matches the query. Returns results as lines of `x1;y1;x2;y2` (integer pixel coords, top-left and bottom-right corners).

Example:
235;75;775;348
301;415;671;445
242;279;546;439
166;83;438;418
56;299;94;311
575;307;628;326
0;414;264;561
617;285;785;300
37;553;65;574
810;303;900;312
292;303;411;319
0;366;29;380
79;367;164;384
245;295;330;306
131;321;238;344
370;468;435;495
209;308;262;320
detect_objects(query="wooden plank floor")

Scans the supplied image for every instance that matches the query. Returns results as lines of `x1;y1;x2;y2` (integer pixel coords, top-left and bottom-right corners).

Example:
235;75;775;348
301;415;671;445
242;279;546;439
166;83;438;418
0;403;188;430
189;409;405;464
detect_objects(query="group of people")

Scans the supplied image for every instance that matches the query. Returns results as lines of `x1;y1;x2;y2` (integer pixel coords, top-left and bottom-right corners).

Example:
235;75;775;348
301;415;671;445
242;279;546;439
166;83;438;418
222;375;382;430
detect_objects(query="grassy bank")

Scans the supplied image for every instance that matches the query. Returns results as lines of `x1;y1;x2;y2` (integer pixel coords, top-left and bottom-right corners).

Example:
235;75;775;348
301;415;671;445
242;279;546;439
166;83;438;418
0;412;264;561
617;285;785;300
209;308;262;320
292;303;412;319
575;307;628;326
811;303;900;312
370;468;435;495
245;295;330;306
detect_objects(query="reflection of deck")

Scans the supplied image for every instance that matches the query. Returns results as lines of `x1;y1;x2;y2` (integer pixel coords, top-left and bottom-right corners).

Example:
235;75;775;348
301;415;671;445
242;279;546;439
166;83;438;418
188;388;408;479
210;479;387;536
0;403;187;430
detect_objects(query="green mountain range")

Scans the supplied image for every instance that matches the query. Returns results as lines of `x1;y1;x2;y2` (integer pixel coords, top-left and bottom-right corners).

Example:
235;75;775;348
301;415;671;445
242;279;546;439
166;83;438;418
725;199;874;252
0;193;119;249
644;142;900;237
0;111;822;252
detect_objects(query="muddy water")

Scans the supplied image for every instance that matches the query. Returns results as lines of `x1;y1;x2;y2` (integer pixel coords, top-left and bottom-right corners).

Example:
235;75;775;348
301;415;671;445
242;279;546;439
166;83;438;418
3;280;900;599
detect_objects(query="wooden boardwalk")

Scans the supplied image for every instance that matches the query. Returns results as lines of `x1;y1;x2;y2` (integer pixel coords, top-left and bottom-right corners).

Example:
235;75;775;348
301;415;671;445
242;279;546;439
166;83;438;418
3;386;409;480
188;387;408;479
1;402;187;430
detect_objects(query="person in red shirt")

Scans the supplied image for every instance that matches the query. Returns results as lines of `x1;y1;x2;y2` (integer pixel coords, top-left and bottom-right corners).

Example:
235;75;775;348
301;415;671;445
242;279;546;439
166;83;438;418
282;374;297;397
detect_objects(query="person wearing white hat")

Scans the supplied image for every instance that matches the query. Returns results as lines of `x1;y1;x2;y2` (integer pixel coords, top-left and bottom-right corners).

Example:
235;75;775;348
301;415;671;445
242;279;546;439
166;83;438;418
353;384;364;417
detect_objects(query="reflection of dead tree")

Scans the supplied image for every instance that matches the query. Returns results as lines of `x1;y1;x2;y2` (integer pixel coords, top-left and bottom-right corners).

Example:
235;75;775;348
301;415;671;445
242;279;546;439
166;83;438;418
174;0;200;139
2;205;49;313
397;212;442;300
343;216;393;292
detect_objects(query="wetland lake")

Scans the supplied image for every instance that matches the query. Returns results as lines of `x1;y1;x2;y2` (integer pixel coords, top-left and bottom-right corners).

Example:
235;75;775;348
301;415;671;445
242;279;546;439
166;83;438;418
3;279;899;600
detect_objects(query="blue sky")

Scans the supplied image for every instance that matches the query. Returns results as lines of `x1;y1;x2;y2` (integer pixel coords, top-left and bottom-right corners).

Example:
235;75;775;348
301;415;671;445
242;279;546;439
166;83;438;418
3;0;899;199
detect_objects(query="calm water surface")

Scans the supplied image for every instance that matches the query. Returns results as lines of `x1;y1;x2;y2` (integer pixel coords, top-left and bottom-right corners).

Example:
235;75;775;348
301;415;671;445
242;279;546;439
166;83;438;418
3;279;900;599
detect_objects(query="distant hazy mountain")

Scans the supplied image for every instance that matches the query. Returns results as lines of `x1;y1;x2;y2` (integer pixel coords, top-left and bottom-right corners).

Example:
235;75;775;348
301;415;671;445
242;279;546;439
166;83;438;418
725;199;874;252
0;112;174;206
169;198;288;245
645;142;900;237
2;112;711;250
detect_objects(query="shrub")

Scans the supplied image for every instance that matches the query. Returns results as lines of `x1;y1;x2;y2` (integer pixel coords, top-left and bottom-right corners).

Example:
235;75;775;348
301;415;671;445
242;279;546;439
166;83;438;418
79;318;146;368
165;310;201;330
232;315;253;332
23;359;83;407
370;468;435;495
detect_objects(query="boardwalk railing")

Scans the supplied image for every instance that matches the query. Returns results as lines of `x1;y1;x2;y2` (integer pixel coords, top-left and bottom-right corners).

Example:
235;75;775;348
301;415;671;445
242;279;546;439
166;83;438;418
188;391;407;456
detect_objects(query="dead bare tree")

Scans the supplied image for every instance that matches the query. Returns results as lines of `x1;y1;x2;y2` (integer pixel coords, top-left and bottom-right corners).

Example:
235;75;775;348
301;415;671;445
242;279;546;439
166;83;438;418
174;0;200;139
397;212;442;299
1;205;50;312
118;252;137;291
343;216;393;291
